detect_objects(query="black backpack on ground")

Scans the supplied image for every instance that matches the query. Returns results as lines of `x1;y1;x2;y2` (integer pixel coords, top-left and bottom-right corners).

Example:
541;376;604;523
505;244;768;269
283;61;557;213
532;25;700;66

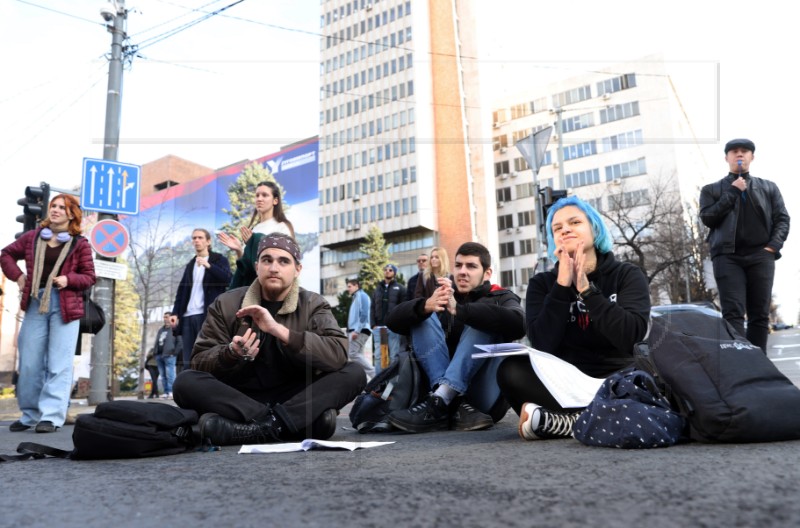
1;401;199;462
634;311;800;443
349;350;429;433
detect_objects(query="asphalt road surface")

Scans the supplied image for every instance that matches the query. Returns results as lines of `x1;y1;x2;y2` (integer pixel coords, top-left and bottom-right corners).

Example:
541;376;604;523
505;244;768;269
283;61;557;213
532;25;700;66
2;328;800;528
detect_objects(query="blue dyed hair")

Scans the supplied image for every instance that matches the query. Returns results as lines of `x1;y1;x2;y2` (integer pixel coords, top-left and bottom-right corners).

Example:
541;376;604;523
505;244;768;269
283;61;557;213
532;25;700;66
545;195;613;263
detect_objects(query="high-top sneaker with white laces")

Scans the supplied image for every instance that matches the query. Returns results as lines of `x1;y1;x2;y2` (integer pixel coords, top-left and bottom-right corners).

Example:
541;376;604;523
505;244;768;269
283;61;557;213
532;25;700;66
518;403;581;440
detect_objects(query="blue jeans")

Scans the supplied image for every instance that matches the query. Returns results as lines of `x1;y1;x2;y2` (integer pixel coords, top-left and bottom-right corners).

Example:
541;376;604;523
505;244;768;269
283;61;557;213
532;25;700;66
156;355;177;394
410;315;504;414
16;289;80;427
372;326;402;375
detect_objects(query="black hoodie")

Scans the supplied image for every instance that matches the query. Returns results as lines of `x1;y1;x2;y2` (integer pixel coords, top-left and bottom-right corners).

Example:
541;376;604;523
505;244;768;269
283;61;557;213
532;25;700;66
526;251;650;377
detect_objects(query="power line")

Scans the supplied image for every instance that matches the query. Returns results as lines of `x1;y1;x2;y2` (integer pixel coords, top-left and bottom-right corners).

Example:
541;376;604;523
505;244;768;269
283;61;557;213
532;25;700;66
130;0;245;55
13;0;105;27
134;0;231;38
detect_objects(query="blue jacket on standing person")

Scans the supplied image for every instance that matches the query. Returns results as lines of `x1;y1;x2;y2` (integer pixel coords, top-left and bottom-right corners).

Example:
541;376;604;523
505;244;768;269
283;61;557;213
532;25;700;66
348;288;371;334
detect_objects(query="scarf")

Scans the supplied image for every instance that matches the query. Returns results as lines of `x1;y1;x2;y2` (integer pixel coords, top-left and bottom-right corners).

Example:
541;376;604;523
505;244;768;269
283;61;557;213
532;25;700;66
30;234;74;314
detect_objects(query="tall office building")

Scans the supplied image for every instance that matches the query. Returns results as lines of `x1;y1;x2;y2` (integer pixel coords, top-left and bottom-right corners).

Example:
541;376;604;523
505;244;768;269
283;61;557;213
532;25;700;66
318;0;494;301
491;56;698;299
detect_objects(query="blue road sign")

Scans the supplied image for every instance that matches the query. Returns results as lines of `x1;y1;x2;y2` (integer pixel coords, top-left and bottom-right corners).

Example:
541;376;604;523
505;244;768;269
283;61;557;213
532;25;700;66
90;219;130;258
81;158;141;215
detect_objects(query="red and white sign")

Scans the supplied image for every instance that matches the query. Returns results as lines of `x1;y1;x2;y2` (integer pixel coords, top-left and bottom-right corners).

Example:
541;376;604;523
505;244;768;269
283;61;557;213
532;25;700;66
90;219;129;258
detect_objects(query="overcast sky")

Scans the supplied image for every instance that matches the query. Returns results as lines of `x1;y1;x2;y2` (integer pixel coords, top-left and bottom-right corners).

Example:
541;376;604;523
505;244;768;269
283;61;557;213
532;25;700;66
1;0;797;322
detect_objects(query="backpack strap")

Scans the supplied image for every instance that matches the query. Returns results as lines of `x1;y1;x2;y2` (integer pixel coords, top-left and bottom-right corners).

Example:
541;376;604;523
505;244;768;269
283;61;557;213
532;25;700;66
0;442;72;462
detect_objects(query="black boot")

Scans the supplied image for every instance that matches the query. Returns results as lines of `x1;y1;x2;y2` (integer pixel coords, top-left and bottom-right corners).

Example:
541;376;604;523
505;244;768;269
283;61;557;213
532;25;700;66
198;412;283;446
284;408;338;441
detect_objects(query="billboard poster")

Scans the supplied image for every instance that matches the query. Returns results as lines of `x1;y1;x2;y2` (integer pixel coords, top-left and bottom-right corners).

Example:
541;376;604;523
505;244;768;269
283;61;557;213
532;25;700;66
123;139;320;313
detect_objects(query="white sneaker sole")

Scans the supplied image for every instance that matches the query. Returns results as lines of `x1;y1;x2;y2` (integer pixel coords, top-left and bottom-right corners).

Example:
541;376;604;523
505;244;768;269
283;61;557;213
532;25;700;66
518;403;539;441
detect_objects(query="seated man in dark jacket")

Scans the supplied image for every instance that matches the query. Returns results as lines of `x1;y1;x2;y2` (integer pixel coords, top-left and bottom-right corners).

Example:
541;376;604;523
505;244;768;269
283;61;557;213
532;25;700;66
173;233;366;445
385;242;526;433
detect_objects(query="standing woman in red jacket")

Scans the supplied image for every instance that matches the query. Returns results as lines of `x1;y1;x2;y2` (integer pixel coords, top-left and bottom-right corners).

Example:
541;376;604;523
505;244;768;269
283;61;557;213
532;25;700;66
0;194;96;433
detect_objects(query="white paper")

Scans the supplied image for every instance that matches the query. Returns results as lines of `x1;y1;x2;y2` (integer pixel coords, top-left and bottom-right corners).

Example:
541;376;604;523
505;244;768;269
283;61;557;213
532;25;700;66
472;343;605;408
527;349;605;408
472;343;529;357
238;439;395;454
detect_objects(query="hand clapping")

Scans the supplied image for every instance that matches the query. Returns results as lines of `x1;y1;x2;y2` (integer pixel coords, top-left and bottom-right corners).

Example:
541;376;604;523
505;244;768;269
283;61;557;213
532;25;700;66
555;240;589;292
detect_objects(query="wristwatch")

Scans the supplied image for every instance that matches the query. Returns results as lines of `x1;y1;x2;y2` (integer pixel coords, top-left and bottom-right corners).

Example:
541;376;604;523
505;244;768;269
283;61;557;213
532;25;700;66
577;282;602;302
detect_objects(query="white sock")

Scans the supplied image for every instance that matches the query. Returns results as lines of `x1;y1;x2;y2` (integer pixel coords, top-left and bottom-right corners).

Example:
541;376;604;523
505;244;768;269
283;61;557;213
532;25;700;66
433;384;458;405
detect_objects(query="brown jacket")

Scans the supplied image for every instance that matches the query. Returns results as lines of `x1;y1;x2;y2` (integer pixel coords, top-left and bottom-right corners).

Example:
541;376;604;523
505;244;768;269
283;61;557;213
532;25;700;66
190;279;348;390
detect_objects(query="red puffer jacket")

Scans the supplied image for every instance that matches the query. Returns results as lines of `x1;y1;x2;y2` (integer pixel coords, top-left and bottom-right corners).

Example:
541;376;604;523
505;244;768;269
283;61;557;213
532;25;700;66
0;228;96;323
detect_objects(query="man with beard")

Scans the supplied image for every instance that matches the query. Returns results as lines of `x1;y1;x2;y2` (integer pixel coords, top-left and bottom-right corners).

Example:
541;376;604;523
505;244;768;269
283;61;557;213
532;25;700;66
384;242;525;433
173;233;366;445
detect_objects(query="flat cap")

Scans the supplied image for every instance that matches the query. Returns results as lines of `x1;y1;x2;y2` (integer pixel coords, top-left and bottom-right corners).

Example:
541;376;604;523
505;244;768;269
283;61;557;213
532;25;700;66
724;138;755;154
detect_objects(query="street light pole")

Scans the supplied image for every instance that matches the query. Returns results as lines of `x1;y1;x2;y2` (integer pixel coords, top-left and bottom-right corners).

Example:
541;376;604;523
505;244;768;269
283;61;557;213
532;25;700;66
89;0;127;405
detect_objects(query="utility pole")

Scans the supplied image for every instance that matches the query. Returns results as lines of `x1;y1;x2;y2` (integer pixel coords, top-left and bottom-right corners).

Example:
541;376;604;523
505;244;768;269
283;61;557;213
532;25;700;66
554;107;566;190
89;0;127;405
515;126;553;274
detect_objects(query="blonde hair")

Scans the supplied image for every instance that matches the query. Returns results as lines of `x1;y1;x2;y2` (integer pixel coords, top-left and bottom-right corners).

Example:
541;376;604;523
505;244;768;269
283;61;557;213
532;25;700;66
422;247;450;282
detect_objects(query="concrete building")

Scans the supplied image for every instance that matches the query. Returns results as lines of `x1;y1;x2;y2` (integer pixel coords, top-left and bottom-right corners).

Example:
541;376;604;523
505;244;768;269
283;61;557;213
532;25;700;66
317;0;494;300
491;56;697;298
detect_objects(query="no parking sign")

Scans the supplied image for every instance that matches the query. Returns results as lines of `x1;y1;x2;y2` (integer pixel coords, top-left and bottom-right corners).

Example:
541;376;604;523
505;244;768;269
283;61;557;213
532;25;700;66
90;219;129;258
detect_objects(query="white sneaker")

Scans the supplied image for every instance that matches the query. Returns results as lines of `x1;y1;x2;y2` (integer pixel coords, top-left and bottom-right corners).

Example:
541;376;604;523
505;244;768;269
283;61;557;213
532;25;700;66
518;403;580;440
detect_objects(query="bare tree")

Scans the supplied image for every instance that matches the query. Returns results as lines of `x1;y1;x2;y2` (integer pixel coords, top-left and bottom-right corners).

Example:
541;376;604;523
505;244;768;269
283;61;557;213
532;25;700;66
601;175;713;304
122;201;193;397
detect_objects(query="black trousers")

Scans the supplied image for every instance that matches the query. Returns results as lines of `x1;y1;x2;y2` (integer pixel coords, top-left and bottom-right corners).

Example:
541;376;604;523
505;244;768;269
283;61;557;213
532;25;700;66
496;355;584;415
146;366;160;397
712;251;775;353
173;363;365;435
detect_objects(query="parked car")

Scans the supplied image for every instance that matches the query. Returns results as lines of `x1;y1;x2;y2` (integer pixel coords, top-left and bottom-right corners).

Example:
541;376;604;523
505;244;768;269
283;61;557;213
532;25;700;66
772;322;794;331
651;302;722;318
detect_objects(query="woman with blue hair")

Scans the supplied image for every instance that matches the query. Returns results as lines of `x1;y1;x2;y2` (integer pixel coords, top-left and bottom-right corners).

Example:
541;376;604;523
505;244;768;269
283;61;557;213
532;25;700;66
497;195;650;441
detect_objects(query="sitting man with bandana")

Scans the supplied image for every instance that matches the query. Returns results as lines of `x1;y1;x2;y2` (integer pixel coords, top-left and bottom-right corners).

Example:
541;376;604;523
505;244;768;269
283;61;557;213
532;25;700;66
173;233;366;445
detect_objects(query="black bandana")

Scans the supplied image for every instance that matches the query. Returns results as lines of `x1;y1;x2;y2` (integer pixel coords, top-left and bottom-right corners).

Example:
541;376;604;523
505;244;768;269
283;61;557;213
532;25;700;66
257;232;301;262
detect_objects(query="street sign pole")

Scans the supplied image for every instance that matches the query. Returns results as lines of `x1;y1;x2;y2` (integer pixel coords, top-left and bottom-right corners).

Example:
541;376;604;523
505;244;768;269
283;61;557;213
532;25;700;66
515;126;554;274
89;0;127;405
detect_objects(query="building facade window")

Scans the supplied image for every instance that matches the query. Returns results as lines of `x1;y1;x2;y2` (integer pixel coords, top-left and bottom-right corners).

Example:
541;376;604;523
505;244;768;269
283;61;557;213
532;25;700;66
499;242;515;258
565;168;601;188
605;157;647;181
597;73;636;97
500;270;515;288
599;101;640;124
602;129;643;152
552;85;591;108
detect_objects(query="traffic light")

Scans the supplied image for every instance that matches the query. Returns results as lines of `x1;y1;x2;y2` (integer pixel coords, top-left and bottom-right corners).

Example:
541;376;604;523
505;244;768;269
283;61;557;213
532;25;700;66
538;186;568;238
15;182;50;239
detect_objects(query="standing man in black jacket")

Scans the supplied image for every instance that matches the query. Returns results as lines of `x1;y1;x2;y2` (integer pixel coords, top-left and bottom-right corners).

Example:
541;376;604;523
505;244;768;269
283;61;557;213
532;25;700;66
370;264;406;374
385;242;525;433
170;229;232;370
406;253;428;301
700;139;790;353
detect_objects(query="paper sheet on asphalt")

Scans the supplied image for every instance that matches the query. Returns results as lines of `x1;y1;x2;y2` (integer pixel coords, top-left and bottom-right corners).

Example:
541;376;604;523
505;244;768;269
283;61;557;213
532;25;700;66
472;343;605;408
238;440;395;454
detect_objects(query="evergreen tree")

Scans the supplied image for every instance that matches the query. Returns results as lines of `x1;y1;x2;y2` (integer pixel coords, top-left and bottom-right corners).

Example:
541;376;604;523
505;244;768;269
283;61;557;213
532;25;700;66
358;225;391;295
218;162;290;267
331;290;352;328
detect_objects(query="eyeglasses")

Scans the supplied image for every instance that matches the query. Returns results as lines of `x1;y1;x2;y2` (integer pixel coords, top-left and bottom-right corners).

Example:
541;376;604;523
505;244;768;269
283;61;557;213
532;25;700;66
416;259;427;263
384;267;395;272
